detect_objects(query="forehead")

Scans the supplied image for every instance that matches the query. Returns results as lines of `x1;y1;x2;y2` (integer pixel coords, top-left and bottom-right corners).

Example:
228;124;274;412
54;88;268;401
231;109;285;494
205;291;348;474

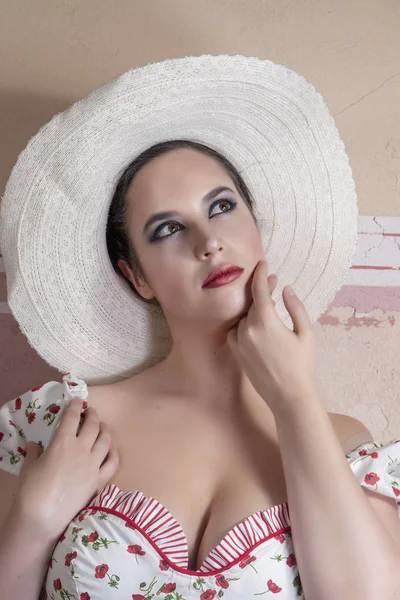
125;148;234;214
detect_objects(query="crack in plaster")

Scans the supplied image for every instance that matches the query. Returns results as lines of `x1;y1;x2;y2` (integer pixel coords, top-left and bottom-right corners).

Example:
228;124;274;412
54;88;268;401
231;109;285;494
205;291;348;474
333;71;400;117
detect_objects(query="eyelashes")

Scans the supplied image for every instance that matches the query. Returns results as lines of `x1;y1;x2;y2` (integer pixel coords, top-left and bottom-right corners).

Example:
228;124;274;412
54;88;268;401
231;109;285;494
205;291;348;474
148;198;237;242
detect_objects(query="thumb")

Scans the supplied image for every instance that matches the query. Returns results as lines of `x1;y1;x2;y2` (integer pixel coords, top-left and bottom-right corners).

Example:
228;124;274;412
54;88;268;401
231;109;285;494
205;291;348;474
23;441;42;467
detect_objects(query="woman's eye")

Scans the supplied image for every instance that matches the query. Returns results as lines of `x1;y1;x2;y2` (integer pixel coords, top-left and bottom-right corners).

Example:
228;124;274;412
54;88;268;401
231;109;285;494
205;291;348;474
150;199;236;241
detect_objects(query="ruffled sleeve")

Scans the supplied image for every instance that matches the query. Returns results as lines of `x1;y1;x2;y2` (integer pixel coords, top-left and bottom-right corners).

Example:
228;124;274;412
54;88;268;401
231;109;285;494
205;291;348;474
346;439;400;515
0;373;88;476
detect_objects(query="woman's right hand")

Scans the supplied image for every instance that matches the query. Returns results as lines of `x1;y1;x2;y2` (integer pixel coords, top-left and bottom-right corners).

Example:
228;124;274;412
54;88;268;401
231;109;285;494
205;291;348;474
13;397;119;542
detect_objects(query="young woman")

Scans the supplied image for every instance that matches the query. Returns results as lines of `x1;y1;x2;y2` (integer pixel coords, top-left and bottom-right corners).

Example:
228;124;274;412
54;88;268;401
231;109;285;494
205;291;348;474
1;57;398;600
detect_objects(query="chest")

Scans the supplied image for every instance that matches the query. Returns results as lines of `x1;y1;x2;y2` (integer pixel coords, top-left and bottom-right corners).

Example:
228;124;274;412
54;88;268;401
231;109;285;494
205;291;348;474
90;386;290;571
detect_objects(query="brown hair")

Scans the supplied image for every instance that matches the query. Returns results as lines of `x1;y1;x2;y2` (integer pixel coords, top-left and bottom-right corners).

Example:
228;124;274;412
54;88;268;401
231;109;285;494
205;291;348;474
106;140;259;306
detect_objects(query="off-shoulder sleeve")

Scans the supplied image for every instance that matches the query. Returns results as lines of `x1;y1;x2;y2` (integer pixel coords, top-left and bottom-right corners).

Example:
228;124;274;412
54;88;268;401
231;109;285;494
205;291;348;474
346;439;400;515
0;373;89;476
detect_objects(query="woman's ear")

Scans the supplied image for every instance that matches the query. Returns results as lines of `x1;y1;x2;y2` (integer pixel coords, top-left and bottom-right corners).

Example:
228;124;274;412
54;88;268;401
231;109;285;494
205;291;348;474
117;259;156;300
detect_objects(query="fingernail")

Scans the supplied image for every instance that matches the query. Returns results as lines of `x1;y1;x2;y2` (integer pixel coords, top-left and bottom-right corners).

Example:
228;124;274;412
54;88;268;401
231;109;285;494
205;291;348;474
287;286;295;296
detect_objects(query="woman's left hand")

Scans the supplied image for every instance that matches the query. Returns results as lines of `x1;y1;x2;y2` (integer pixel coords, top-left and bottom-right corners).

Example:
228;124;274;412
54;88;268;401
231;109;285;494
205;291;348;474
227;259;317;416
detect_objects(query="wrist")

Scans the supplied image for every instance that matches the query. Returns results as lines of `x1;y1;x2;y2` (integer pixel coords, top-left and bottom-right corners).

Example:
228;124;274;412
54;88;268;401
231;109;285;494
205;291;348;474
9;497;60;545
272;385;323;421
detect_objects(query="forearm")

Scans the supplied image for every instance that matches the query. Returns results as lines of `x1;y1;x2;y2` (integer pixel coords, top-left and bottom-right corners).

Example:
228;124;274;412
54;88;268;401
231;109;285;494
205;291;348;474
0;506;56;600
274;393;400;600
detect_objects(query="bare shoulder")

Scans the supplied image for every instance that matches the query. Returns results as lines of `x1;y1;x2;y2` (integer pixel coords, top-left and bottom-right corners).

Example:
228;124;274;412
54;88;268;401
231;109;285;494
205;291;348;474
85;371;147;417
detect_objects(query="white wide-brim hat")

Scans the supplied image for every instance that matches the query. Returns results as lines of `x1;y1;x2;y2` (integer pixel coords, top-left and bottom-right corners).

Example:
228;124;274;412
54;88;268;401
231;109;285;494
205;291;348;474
0;54;358;385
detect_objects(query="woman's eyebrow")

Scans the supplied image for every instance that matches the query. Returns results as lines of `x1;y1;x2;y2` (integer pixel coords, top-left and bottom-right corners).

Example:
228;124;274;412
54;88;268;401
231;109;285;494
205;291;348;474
142;185;235;236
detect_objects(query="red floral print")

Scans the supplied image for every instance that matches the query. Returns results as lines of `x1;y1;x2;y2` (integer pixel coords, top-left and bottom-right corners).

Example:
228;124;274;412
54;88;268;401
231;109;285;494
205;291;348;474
44;403;61;426
158;559;169;571
31;384;44;392
127;544;146;556
199;590;217;599
95;564;109;579
239;554;257;568
53;578;62;591
80;593;90;600
65;551;77;567
87;531;98;543
267;579;283;593
287;553;297;567
365;472;380;487
160;582;176;593
17;446;26;457
28;412;36;424
215;575;229;589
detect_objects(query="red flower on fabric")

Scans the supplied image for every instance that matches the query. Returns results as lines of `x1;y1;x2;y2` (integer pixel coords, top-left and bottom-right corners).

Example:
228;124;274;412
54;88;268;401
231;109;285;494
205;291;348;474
28;413;36;424
132;596;147;600
87;532;98;543
17;447;26;457
9;420;17;428
95;564;109;579
199;590;217;599
80;593;90;600
15;397;22;410
53;578;62;591
393;486;400;497
160;583;176;593
287;553;297;567
0;432;3;442
215;575;229;589
159;559;169;571
65;551;77;566
31;385;44;392
127;544;146;556
365;472;380;486
267;579;282;593
239;554;257;568
49;405;61;414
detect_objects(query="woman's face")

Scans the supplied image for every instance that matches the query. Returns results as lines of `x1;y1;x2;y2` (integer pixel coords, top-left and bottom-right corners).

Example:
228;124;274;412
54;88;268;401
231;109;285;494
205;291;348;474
120;148;266;330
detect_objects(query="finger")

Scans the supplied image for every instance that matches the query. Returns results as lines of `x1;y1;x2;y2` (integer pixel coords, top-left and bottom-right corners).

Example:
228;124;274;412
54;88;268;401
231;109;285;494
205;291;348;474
91;422;112;464
251;260;274;309
98;442;120;488
283;285;312;336
53;397;85;440
78;406;101;448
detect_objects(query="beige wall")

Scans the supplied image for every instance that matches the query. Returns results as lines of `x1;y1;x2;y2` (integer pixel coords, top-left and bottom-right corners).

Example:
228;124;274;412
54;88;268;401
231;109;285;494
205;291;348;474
1;0;399;443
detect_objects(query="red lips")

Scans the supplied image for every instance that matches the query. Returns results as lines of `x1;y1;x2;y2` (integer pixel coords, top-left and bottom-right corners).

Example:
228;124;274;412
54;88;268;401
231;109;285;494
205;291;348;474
202;264;243;287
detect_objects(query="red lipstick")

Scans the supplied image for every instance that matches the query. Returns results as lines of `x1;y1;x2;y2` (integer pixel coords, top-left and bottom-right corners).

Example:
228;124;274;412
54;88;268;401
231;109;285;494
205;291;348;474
202;265;244;288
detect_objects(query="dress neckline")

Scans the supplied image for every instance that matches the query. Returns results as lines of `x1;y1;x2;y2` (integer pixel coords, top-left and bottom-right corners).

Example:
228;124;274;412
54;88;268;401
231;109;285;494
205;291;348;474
86;483;291;574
